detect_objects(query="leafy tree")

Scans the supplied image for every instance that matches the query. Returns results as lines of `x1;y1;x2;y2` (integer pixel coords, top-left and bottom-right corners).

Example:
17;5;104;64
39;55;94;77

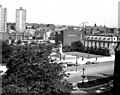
94;46;98;54
2;41;13;64
17;39;22;45
7;23;16;30
89;46;93;54
94;23;97;27
103;48;110;56
11;39;15;44
2;44;72;94
97;47;104;55
71;41;85;52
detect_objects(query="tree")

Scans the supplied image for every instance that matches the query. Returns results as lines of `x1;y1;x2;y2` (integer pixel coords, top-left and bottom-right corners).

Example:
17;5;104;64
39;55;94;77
11;39;15;44
94;23;97;27
103;48;110;56
2;41;13;64
71;41;85;52
17;39;22;45
97;47;104;55
2;44;72;94
7;22;16;30
90;46;94;54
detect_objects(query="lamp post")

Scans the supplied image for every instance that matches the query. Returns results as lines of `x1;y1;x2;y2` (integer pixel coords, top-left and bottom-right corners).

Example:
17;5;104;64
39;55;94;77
81;22;88;35
75;55;78;72
81;68;85;85
113;41;120;95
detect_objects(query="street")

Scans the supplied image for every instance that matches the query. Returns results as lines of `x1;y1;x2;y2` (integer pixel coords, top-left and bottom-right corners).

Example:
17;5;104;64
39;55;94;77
64;61;114;83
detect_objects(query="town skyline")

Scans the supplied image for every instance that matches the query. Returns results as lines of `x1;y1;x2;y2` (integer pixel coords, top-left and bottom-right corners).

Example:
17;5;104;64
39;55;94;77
0;0;119;28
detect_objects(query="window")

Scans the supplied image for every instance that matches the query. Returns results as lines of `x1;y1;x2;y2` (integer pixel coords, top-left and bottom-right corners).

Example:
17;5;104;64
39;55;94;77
91;37;94;40
94;37;98;40
99;42;101;47
107;38;110;40
87;37;90;40
98;37;102;40
91;41;93;46
102;38;106;41
103;42;105;47
57;31;61;34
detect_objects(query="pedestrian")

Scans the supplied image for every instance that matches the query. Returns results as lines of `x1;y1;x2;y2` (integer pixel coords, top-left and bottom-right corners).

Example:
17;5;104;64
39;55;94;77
82;57;84;61
63;55;66;60
96;57;97;61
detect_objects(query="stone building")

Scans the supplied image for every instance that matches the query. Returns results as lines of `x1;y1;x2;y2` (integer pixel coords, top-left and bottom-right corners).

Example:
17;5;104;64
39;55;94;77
82;35;118;55
55;26;82;46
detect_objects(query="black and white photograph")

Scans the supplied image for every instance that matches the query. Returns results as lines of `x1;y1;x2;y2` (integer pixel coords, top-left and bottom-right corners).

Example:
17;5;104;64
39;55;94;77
0;0;120;94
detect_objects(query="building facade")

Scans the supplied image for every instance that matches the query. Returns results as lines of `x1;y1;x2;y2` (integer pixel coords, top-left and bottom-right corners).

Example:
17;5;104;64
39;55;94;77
0;32;9;41
55;26;82;46
9;32;31;41
16;7;26;32
0;5;7;32
82;35;118;55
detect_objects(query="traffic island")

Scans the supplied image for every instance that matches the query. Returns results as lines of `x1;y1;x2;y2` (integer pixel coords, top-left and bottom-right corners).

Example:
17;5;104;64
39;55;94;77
77;76;113;89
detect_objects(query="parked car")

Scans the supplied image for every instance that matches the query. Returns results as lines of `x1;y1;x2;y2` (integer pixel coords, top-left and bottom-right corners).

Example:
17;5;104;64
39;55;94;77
85;61;99;65
109;80;113;85
85;61;91;65
72;83;79;91
108;80;113;90
92;61;99;64
66;62;74;67
95;87;108;94
59;62;67;68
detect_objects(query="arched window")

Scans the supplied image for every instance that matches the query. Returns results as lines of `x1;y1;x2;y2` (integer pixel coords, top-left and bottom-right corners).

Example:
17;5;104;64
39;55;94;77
99;42;101;47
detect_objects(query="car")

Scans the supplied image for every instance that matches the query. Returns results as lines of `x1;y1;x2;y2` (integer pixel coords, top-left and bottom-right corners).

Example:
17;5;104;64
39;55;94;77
92;61;99;64
95;87;108;94
85;61;99;65
66;62;74;67
85;61;92;65
109;80;113;85
62;63;67;68
59;62;67;68
72;83;79;91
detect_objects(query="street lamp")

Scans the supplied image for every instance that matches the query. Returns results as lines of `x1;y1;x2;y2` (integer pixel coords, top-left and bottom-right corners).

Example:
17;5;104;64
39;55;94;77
81;68;85;85
81;22;88;35
113;41;120;95
75;55;78;72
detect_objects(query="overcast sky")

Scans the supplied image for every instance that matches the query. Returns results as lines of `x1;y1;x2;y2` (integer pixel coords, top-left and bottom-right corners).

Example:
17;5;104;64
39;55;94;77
0;0;119;27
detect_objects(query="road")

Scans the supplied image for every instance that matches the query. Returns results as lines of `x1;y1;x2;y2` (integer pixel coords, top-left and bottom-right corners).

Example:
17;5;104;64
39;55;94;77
64;61;114;83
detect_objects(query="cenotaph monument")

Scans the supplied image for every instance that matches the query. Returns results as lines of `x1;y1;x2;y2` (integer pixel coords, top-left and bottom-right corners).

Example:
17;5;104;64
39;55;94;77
58;41;63;55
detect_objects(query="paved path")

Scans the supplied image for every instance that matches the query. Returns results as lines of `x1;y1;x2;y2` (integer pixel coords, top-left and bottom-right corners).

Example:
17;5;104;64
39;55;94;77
51;52;115;65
